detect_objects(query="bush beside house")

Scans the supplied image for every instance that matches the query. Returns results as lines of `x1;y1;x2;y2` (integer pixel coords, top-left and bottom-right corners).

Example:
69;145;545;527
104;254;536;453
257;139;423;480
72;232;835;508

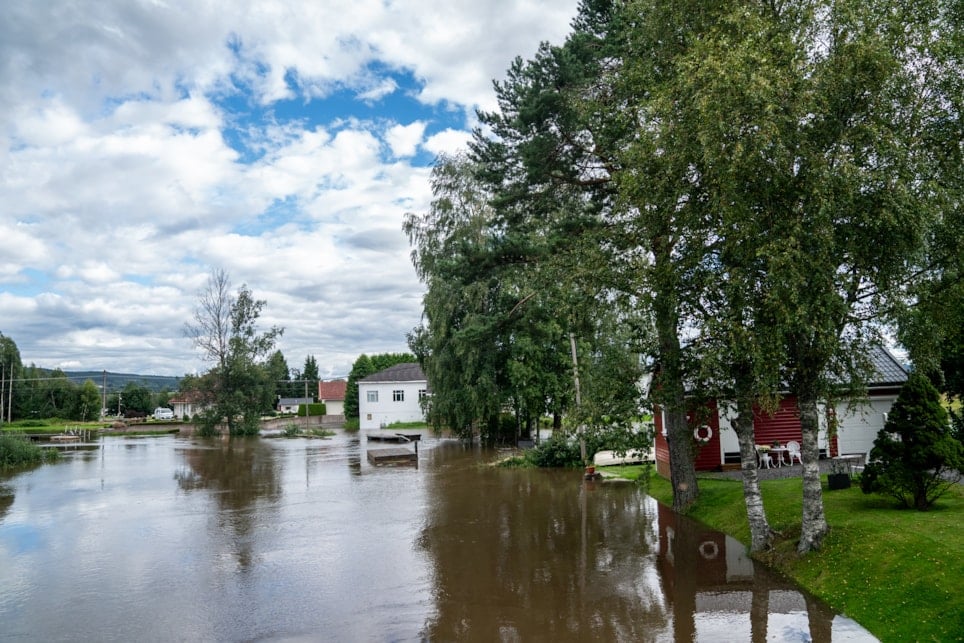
861;373;963;510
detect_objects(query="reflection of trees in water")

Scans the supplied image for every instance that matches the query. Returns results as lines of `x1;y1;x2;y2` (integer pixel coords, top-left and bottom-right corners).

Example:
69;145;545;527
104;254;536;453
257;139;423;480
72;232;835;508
418;447;846;642
654;502;840;643
418;451;668;641
0;485;13;523
174;438;282;570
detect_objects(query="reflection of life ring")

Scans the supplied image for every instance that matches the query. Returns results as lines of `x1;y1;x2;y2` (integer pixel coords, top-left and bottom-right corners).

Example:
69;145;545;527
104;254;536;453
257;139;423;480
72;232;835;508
693;425;713;443
699;540;719;560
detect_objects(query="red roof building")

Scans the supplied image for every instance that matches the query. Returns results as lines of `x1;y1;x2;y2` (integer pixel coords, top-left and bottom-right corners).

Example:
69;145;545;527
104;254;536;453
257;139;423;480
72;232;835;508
317;379;347;416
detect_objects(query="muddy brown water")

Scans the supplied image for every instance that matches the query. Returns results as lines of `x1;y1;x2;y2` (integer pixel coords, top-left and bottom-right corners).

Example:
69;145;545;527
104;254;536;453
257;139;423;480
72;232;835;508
0;432;876;641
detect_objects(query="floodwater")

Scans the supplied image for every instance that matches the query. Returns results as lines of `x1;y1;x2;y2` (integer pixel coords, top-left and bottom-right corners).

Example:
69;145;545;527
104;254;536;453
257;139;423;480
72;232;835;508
0;432;877;642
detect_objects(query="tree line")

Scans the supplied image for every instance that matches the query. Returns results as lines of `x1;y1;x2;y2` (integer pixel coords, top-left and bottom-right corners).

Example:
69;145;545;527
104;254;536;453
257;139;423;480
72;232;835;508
1;281;326;428
405;0;961;554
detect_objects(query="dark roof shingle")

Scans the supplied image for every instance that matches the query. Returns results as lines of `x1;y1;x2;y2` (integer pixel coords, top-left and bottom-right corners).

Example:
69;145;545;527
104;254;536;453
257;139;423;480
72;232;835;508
359;363;426;383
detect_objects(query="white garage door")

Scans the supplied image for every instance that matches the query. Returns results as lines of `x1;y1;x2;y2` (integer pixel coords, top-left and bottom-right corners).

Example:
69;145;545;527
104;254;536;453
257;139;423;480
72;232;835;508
835;397;895;458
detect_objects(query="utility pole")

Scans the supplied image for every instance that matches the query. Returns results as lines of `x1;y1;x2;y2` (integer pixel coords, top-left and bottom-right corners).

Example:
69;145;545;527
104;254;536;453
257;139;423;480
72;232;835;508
102;370;107;419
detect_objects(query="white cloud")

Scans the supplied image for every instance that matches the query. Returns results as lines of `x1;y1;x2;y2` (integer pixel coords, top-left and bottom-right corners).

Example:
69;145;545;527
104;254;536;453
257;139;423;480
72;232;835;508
0;0;580;376
385;121;426;158
423;128;474;158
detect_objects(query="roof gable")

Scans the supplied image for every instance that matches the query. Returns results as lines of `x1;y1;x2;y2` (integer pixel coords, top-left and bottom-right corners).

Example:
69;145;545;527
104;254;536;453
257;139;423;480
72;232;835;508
318;379;347;400
866;345;909;387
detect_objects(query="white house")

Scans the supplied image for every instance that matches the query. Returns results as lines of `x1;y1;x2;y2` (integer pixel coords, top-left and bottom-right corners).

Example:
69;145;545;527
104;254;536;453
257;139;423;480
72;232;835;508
358;363;428;429
317;380;347;416
278;397;314;414
169;391;209;420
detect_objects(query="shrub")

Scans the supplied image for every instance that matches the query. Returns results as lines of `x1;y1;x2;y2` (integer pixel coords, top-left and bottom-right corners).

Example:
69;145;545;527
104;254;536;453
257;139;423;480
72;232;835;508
282;423;302;437
861;373;964;509
0;434;60;468
297;403;327;417
525;436;582;468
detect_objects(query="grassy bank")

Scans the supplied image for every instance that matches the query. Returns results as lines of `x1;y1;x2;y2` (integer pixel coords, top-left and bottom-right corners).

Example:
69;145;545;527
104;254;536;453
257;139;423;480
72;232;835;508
0;433;61;468
614;467;962;641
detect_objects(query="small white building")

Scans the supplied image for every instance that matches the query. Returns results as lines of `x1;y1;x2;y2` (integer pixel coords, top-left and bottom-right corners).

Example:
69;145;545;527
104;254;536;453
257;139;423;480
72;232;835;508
278;397;314;414
358;363;428;429
317;380;347;416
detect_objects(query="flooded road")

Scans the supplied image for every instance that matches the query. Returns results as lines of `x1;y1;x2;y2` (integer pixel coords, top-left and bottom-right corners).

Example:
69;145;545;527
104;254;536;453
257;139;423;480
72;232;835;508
0;432;875;641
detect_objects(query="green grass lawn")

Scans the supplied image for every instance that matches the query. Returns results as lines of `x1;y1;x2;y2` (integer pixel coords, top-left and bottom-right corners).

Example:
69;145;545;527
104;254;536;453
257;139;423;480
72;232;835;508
382;421;429;429
0;419;107;434
616;467;963;641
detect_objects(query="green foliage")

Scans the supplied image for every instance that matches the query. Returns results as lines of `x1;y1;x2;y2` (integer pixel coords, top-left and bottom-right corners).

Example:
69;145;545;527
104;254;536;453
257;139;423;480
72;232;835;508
76;380;101;421
282;423;301;437
266;350;297;399
369;353;416;373
523;436;582;468
9;419;49;428
278;423;333;439
382;420;427;429
119;382;153;414
951;407;964;449
185;270;283;437
296;403;326;417
344;354;374;419
193;407;222;438
861;373;963;509
0;433;60;468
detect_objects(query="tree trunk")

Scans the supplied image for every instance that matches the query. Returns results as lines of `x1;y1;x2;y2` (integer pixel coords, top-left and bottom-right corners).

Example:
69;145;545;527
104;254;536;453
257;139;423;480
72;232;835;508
735;399;774;552
657;314;698;511
652;235;698;511
797;393;828;553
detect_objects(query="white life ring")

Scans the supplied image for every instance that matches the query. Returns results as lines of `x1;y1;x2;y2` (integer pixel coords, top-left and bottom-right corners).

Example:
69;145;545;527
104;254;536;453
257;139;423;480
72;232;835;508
699;540;719;560
693;425;713;443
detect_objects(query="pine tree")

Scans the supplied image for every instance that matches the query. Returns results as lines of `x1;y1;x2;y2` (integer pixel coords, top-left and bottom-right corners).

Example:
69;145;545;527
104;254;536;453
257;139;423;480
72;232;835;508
861;373;963;510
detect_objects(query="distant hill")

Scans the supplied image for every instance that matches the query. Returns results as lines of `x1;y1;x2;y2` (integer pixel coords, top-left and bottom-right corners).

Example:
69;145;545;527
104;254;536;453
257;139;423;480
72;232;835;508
63;371;182;393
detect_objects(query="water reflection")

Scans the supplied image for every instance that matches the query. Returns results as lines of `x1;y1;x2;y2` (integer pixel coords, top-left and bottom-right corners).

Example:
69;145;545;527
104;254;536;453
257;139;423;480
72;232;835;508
174;437;282;571
419;456;666;640
417;443;873;642
0;434;876;642
0;485;12;522
655;502;847;642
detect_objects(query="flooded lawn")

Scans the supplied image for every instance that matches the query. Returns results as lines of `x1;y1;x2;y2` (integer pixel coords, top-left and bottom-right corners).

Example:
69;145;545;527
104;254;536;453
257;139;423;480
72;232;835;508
0;432;876;641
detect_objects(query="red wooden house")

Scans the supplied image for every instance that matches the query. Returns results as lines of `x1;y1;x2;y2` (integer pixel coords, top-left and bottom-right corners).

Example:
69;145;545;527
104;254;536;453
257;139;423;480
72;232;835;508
654;346;908;474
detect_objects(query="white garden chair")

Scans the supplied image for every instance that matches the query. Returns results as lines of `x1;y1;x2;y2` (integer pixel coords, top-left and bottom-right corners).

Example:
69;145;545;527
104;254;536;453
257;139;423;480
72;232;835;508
786;440;803;465
757;447;773;469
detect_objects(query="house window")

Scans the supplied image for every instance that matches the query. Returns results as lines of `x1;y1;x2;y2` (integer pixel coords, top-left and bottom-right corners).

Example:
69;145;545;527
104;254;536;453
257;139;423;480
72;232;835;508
366;414;372;420
393;390;404;402
418;389;427;400
367;391;378;403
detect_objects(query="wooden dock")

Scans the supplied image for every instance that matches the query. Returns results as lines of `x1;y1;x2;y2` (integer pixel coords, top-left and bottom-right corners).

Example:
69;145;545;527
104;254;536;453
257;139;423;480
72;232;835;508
366;433;422;443
367;447;418;465
50;434;82;442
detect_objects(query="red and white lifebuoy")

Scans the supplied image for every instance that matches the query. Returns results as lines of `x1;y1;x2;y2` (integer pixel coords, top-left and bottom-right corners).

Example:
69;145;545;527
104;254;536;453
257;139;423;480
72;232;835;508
698;540;719;560
693;425;713;443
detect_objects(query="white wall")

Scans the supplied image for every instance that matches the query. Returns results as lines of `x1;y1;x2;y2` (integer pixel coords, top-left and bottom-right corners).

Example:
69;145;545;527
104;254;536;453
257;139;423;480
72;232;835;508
718;401;739;456
358;380;427;429
834;396;896;459
322;400;344;416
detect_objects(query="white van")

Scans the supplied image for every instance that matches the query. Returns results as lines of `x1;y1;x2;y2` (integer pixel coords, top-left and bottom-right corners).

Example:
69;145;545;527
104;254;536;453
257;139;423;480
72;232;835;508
153;407;175;420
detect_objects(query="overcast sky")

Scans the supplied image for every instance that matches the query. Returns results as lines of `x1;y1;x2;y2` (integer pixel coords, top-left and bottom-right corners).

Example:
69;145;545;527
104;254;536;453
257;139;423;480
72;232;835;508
0;0;580;379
